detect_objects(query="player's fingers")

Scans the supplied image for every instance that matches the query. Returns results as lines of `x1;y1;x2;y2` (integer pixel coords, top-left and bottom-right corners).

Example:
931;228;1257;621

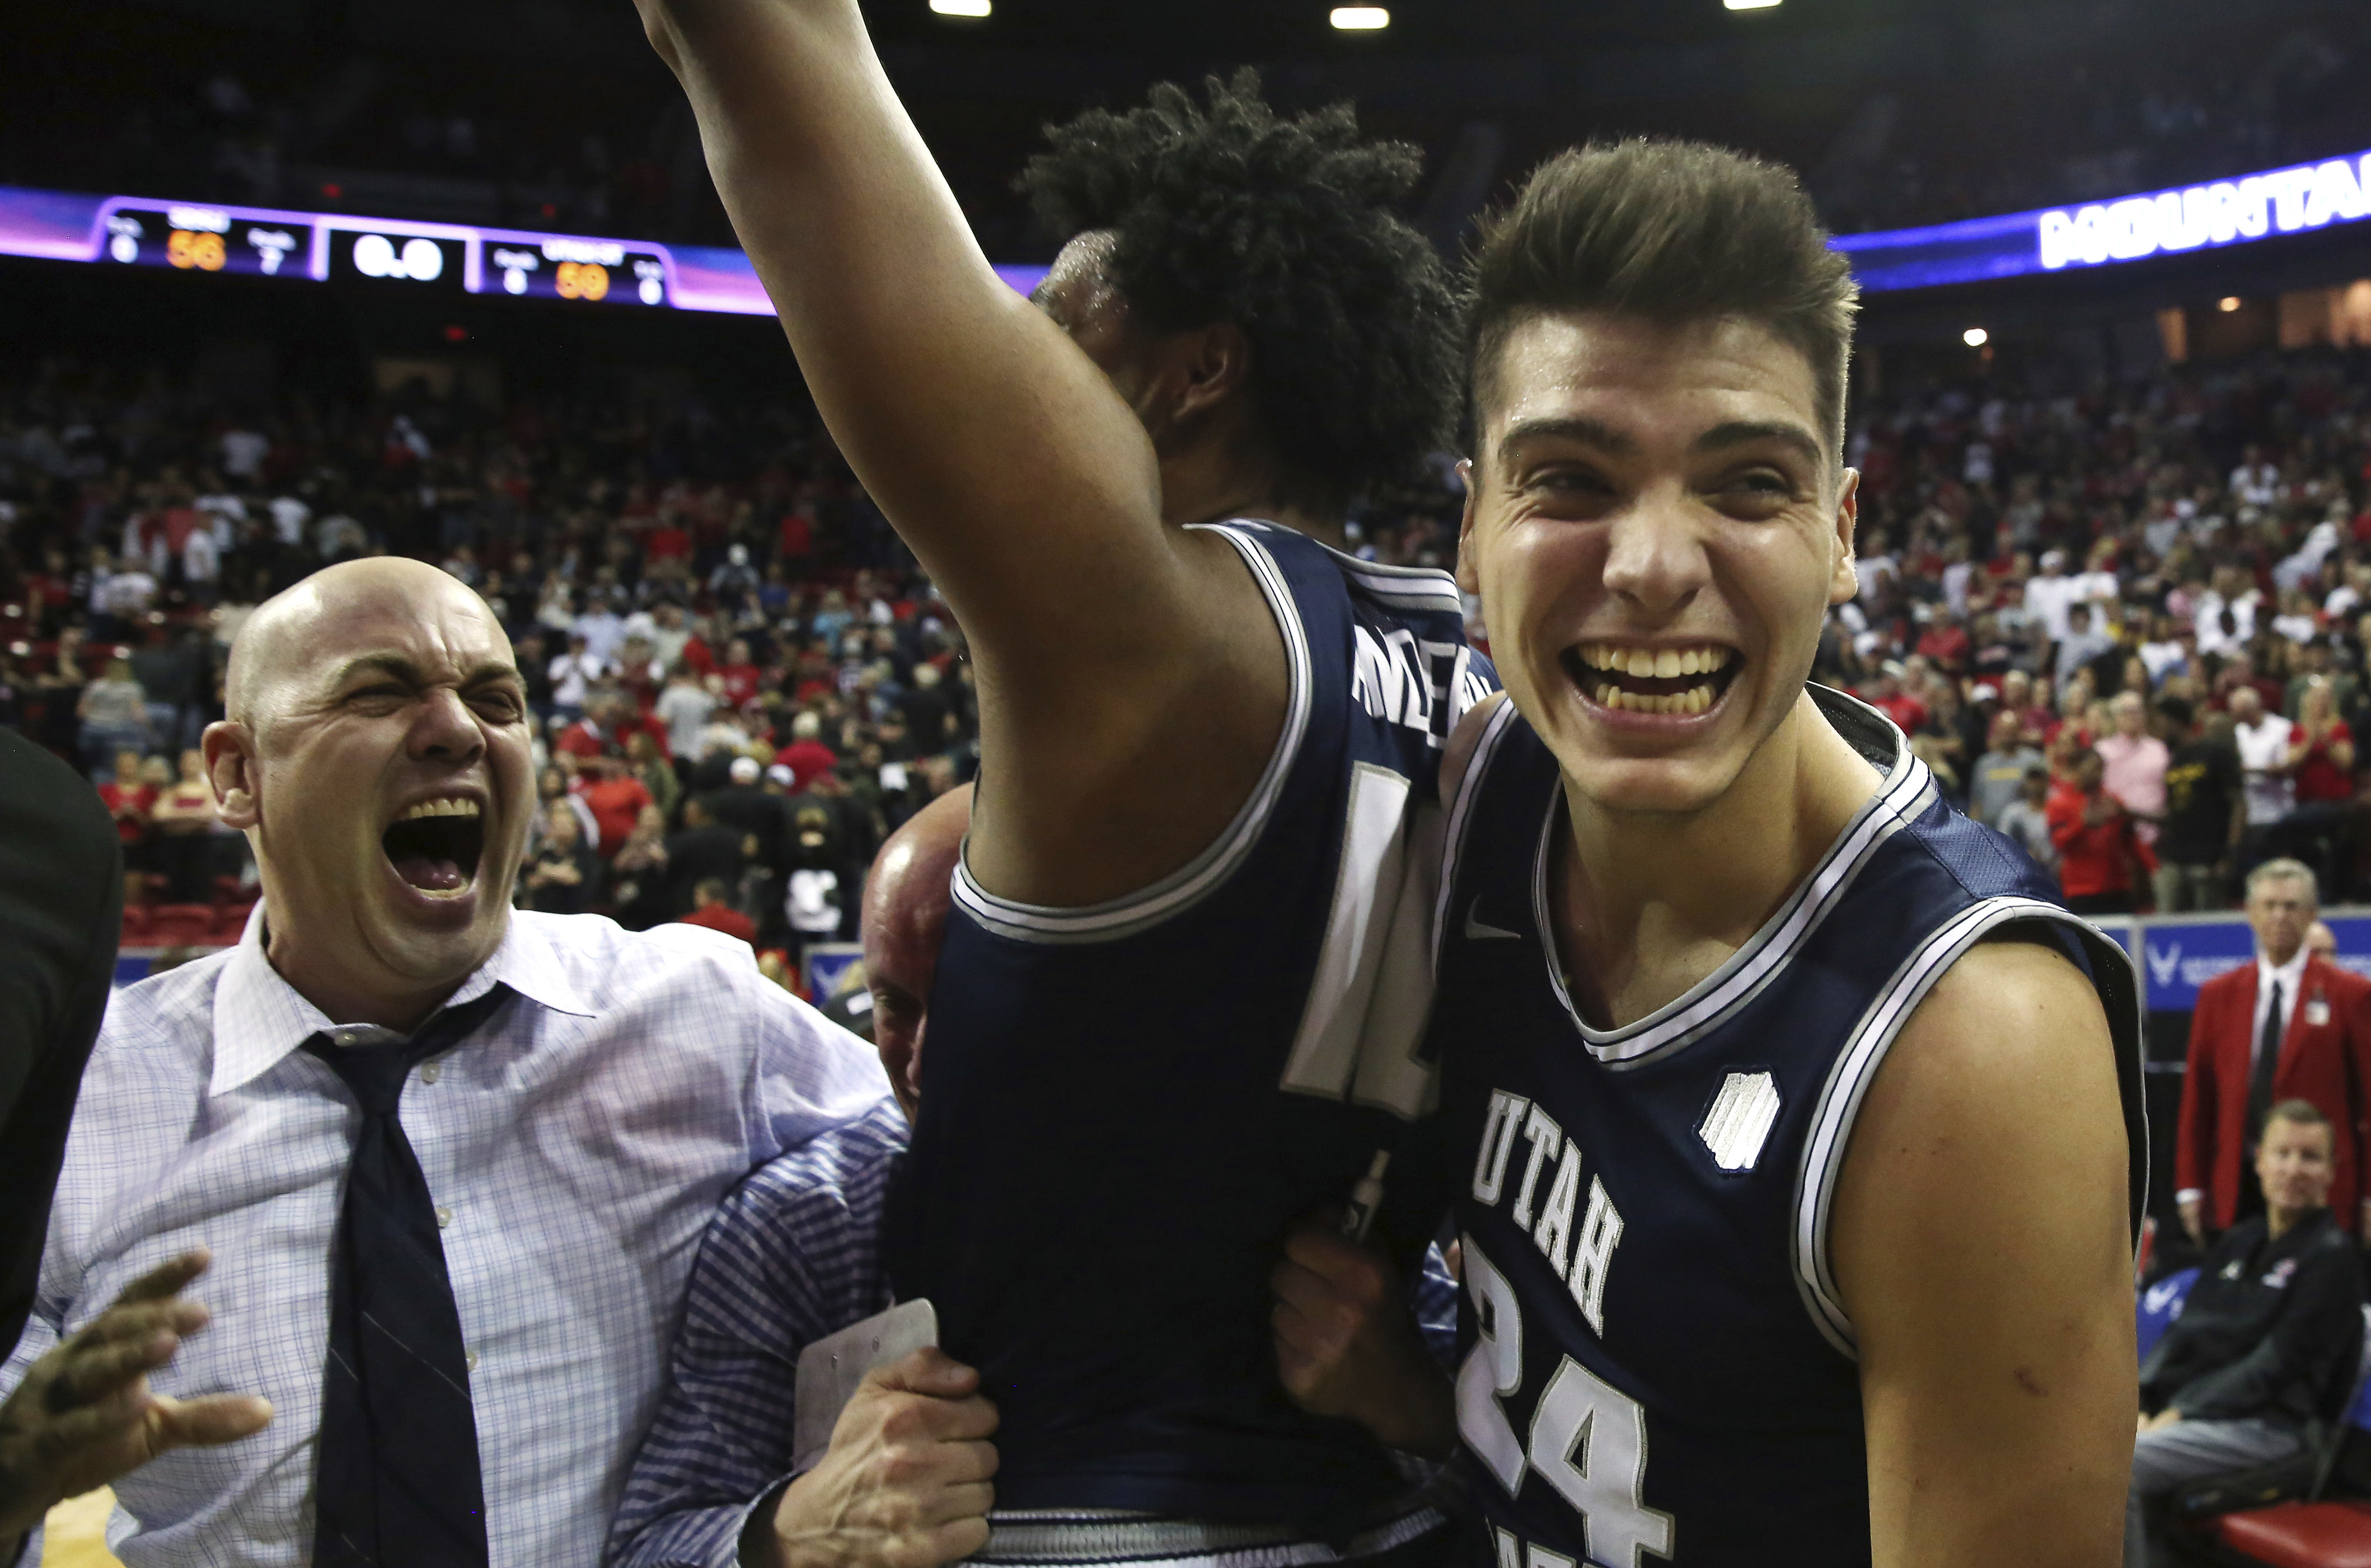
148;1392;274;1450
45;1331;180;1412
920;1513;991;1567
926;1480;995;1523
936;1437;999;1484
921;1393;999;1443
1268;1257;1346;1317
1280;1229;1386;1302
110;1251;211;1307
874;1346;980;1399
64;1301;207;1360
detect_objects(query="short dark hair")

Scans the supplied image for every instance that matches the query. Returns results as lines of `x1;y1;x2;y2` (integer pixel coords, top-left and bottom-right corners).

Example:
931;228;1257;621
1468;139;1858;462
2156;694;2194;730
1018;70;1461;514
2269;1098;2333;1137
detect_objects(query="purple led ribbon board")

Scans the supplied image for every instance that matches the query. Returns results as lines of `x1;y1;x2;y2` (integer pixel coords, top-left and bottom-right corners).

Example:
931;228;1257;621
13;152;2365;308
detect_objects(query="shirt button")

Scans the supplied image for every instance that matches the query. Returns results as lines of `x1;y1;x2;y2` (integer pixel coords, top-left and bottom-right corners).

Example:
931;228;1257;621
435;1206;453;1229
465;1349;480;1372
420;1062;441;1085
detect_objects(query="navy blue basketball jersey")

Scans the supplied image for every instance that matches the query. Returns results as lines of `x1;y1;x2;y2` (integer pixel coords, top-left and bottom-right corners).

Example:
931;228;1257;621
888;520;1498;1533
1427;686;2145;1568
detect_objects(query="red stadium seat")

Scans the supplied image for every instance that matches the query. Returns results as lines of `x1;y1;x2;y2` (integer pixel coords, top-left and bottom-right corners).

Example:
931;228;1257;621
2213;1501;2371;1566
147;904;217;946
2185;1308;2371;1564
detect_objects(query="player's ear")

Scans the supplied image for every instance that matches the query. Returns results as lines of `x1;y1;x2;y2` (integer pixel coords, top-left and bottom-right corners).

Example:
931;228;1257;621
1171;322;1254;422
1828;466;1862;608
1455;458;1482;598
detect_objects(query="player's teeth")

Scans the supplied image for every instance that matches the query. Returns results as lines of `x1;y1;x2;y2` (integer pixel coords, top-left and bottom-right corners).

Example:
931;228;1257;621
1653;650;1680;679
401;797;481;820
1679;650;1701;677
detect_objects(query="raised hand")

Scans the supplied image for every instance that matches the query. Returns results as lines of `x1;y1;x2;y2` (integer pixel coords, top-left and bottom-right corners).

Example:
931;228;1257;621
0;1250;273;1542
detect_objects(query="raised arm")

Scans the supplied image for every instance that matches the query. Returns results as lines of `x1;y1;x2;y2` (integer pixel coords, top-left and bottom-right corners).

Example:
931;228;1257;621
1831;937;2133;1568
634;1;1281;901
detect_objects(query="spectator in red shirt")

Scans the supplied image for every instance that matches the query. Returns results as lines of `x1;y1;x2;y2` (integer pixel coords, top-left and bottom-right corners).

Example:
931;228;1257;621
678;877;757;949
2289;678;2355;807
580;754;655;860
1913;613;1970;673
777;710;838;794
2047;746;2139;916
1865;661;1929;735
718;639;762;711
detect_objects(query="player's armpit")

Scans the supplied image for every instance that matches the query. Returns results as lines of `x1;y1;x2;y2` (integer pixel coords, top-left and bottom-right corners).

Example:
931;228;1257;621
636;0;1287;905
1831;936;2133;1568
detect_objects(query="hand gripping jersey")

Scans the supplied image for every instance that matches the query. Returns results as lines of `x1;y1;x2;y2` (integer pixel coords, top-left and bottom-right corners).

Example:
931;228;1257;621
888;520;1497;1540
1427;688;2145;1568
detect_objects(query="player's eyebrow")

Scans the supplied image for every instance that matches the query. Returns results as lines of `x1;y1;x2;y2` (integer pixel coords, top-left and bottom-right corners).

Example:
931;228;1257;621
1693;419;1825;472
1497;415;1638;464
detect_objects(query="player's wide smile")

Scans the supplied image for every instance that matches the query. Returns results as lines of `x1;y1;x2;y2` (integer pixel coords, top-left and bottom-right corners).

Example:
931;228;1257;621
1560;640;1741;724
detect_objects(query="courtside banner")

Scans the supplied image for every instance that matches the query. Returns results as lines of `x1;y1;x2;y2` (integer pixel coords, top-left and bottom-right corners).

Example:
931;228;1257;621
2132;911;2371;1012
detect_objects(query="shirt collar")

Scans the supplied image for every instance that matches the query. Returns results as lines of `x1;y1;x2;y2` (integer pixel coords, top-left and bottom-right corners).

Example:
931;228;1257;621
2258;943;2313;1002
209;905;598;1097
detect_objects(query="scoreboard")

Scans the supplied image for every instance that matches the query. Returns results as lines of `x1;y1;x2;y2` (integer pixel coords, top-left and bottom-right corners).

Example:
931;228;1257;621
0;183;1049;314
54;193;679;308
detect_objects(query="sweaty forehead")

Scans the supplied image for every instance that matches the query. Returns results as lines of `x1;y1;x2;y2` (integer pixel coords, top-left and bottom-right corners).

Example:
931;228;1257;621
1484;310;1822;453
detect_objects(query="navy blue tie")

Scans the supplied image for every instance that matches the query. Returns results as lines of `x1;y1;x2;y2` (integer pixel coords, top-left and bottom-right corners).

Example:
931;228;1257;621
306;985;513;1567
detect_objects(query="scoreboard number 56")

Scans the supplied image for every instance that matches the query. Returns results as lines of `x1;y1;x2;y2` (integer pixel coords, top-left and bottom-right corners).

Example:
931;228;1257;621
1458;1236;1675;1568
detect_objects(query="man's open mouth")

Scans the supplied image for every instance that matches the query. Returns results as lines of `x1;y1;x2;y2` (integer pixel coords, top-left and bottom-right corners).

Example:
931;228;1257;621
382;796;486;895
1562;642;1742;716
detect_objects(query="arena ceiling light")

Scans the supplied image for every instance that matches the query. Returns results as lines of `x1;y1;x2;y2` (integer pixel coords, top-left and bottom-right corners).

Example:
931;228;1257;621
1330;7;1390;29
1725;0;1783;10
1962;327;1988;346
2219;295;2244;311
930;0;991;16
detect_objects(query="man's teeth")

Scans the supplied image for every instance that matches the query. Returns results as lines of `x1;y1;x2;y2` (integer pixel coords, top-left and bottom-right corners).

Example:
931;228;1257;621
399;798;482;821
1592;683;1716;715
1576;644;1733;679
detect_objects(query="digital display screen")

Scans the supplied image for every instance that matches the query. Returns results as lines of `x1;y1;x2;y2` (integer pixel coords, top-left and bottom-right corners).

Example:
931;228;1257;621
101;204;312;279
326;227;471;292
484;238;671;306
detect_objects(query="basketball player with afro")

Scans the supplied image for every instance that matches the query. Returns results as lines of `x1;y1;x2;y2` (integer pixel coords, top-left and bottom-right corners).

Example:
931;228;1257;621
635;3;1492;1566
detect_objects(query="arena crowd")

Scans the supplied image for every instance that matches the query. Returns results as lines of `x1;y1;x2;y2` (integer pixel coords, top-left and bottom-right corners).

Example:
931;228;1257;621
7;339;2371;928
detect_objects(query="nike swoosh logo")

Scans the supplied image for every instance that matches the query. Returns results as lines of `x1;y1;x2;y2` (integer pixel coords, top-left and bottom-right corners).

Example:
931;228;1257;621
1465;898;1524;942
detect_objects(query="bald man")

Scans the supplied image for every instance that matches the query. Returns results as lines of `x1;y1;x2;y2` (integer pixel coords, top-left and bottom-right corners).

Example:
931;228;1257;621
863;785;971;1119
0;560;893;1566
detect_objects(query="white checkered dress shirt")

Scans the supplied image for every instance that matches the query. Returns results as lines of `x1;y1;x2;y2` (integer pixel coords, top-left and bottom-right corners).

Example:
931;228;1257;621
1;907;893;1567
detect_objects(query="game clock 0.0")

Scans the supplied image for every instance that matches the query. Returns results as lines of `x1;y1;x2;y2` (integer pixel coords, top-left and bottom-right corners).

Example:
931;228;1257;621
328;227;468;291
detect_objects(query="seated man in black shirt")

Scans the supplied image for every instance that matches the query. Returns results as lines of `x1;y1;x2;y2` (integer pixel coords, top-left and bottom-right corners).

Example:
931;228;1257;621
2128;1099;2365;1565
521;801;604;914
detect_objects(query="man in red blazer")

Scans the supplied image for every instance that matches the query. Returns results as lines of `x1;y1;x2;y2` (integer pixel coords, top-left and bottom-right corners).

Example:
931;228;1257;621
2178;858;2371;1242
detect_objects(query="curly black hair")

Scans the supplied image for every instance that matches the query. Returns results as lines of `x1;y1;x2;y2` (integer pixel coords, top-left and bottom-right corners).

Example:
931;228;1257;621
1018;70;1461;515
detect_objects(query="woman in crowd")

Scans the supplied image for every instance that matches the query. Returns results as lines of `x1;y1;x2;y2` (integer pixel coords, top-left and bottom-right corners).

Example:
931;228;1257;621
74;655;148;783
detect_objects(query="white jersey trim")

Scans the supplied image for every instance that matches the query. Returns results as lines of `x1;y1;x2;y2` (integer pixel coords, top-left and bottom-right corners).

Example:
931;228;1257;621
1431;695;1523;973
1527;687;1936;1069
1791;895;2132;1358
1308;533;1468;612
949;522;1314;945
